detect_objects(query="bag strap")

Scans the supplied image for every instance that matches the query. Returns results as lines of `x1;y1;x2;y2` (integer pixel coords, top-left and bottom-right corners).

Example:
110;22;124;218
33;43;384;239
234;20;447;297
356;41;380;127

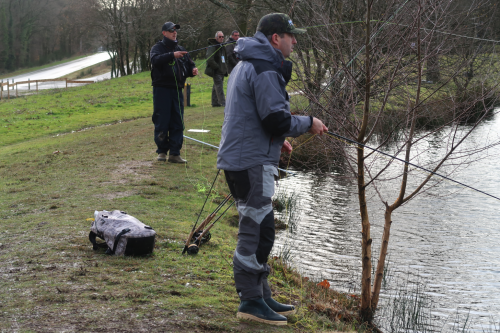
109;228;131;254
89;231;108;250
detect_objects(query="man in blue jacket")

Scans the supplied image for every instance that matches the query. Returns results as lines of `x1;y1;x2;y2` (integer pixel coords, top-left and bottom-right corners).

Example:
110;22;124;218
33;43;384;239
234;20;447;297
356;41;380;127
217;13;328;325
150;22;198;163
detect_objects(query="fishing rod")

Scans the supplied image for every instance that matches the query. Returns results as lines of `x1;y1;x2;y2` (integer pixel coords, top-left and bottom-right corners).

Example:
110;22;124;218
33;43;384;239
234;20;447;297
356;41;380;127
326;131;500;202
194;200;236;248
182;170;220;254
183;193;233;254
187;41;236;54
183;135;297;176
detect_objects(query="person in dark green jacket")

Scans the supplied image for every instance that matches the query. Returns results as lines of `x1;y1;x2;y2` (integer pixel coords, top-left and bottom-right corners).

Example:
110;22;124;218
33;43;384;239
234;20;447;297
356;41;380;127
204;31;228;107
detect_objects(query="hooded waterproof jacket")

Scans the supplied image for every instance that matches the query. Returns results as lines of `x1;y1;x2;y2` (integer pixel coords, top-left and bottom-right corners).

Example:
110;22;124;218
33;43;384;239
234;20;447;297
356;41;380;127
217;32;312;171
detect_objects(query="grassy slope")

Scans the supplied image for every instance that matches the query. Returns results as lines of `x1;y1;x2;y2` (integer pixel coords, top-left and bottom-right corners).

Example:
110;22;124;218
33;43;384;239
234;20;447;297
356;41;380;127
0;71;360;332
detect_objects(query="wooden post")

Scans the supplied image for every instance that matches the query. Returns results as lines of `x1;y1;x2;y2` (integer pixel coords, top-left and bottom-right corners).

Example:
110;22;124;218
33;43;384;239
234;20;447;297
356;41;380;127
36;80;38;93
0;80;3;100
28;78;30;90
183;83;187;106
7;82;10;99
65;78;68;89
15;82;18;97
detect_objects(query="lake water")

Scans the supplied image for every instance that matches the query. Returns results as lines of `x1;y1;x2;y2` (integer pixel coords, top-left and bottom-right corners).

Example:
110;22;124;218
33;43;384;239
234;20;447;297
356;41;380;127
274;111;500;332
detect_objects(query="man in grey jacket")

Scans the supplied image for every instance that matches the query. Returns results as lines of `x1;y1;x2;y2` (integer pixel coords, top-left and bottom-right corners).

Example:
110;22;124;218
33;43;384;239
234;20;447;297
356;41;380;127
217;13;328;326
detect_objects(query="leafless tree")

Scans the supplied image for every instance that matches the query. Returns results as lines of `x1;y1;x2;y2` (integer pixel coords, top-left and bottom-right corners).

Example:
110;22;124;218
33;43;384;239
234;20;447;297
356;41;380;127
269;0;500;322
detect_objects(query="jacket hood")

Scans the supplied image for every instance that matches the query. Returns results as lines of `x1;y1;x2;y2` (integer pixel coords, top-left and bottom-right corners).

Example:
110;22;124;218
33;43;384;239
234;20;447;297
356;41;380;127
207;38;219;45
234;31;284;66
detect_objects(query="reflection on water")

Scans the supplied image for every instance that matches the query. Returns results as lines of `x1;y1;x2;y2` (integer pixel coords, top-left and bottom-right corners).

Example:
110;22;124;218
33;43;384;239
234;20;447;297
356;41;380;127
274;112;500;331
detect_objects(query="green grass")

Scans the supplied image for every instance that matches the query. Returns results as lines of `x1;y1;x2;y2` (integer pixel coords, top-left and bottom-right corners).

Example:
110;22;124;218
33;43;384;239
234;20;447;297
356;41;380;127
0;54;91;80
0;70;362;331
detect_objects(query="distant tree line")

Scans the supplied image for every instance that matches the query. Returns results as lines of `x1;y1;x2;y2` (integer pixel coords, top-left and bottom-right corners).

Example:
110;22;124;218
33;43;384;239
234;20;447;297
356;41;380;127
82;0;270;77
0;0;96;73
0;0;270;75
2;0;500;77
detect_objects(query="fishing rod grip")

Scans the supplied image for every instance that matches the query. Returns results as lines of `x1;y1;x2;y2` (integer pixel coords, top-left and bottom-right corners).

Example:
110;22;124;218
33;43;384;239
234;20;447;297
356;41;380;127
182;227;197;253
196;223;215;246
184;214;213;251
194;213;215;234
197;201;236;246
183;215;213;253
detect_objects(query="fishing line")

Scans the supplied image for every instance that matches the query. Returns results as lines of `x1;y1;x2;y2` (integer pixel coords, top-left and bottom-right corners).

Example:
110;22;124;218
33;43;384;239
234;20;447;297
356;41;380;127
187;42;235;55
301;20;380;29
177;19;499;57
194;169;220;227
301;20;500;44
183;135;297;176
325;131;500;202
305;20;500;44
169;43;224;188
273;134;316;255
185;44;231;197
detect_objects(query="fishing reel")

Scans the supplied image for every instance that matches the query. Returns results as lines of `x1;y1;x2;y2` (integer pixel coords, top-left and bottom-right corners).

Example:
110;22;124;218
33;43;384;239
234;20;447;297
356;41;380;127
193;230;211;245
185;230;212;255
186;243;199;255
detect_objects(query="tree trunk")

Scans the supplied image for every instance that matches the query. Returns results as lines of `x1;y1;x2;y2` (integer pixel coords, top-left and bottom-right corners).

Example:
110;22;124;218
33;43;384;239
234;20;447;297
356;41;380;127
426;55;440;82
371;0;423;311
236;0;253;35
371;206;392;309
359;0;373;323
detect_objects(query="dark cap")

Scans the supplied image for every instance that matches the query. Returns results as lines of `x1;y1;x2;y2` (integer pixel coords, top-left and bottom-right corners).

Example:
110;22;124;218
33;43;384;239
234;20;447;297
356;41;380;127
256;13;306;36
162;22;180;31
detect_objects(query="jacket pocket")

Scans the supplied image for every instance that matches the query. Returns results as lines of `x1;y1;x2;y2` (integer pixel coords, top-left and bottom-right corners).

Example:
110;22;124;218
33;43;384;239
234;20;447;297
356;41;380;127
262;165;278;198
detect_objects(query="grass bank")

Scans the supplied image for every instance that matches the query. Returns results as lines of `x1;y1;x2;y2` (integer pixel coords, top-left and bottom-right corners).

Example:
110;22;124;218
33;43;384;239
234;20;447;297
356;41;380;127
0;71;363;332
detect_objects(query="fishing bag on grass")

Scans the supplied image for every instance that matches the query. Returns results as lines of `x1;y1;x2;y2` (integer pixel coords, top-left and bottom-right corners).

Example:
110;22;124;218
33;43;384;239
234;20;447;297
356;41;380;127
89;210;156;256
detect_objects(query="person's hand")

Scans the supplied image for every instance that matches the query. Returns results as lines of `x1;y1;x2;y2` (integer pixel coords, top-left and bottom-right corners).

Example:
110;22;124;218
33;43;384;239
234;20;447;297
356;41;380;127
281;140;292;154
174;51;187;58
308;117;328;136
192;68;199;76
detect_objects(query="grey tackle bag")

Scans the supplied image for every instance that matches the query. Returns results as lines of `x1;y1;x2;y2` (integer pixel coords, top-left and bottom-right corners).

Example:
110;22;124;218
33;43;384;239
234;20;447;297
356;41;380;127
89;210;156;256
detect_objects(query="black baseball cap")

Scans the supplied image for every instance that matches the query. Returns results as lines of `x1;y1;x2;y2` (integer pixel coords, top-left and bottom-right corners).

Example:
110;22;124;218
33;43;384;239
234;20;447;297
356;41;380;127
162;22;180;31
256;13;306;36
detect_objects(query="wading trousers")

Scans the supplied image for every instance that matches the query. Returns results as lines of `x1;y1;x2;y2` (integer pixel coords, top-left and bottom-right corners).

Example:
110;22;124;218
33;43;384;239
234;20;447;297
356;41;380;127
224;165;278;300
152;86;184;155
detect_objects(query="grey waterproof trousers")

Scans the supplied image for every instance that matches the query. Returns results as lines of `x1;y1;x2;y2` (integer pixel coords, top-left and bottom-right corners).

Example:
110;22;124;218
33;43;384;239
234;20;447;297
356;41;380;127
224;165;278;300
211;74;226;106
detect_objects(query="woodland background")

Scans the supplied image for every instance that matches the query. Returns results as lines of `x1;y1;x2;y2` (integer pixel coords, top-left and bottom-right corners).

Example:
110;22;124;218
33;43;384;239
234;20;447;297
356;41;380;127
1;0;499;75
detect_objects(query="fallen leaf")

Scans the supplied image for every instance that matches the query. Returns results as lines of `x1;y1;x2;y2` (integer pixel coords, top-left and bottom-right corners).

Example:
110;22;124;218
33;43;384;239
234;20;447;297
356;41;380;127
317;279;330;289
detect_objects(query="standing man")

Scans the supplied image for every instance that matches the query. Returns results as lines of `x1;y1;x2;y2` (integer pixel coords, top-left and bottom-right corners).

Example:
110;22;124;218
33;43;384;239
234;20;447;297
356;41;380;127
217;13;328;326
205;31;228;107
226;30;240;74
150;22;198;163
